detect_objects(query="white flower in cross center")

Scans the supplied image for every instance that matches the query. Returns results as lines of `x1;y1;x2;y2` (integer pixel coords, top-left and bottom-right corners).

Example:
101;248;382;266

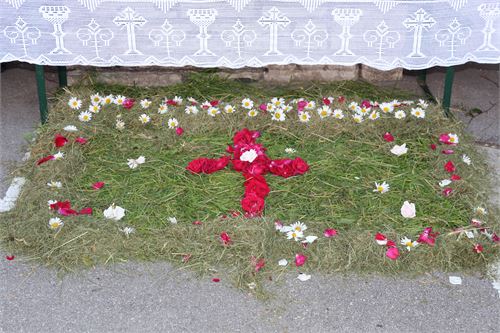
285;147;296;154
272;97;285;107
297;273;311;282
290;221;307;233
391;143;408;156
88;103;101;113
240;149;258;163
116;119;125;130
447;133;459;144
158;104;168;114
173;96;183;105
103;203;125;221
379;102;394;113
90;93;102;104
102;95;114;105
47;181;62;188
373;181;390;194
63;125;78;132
241;98;254;109
120;226;135;237
411;107;426;118
401;201;416;218
68;97;82;110
48;217;64;230
333;109;344;119
462;154;471;165
348;101;359;111
53;151;64;160
127;156;145;169
352;114;363;123
278;259;288;266
247;109;258;117
417;99;429;109
140;99;152;109
185;105;199;115
224;104;235;114
400;237;418;251
286;229;304;241
78;111;92;122
439;179;452;187
299;111;311;123
168;118;179;129
168;217;178;224
369;111;380;120
114;95;126;105
394;110;406;119
317;105;332;119
207;107;220;117
272;110;286;121
139;114;151;124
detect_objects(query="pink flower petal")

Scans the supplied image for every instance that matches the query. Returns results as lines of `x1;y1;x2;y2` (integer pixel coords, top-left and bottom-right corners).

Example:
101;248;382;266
383;132;394;142
6;255;15;261
192;220;202;225
78;207;93;215
386;247;399;260
295;253;307;267
473;244;483;253
442;187;453;196
176;127;184;136
92;181;105;190
324;228;338;238
37;155;55;165
75;137;88;145
212;278;220;283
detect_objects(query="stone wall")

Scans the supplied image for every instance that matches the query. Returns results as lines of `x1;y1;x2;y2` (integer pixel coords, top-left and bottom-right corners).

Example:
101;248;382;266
67;64;402;87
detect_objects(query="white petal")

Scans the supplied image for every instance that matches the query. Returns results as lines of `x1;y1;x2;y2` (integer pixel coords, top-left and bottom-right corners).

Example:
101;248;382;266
439;179;452;187
297;273;311;282
303;235;318;244
278;259;288;266
449;276;462;285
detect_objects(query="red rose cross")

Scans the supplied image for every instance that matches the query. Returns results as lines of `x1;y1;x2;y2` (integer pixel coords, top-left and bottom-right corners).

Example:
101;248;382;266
186;129;309;217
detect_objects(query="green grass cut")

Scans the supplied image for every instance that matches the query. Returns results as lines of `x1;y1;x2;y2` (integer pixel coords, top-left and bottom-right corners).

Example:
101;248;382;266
1;74;498;292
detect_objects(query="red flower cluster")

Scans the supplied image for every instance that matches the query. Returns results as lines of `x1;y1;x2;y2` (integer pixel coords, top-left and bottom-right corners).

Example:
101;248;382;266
186;128;310;216
49;200;92;216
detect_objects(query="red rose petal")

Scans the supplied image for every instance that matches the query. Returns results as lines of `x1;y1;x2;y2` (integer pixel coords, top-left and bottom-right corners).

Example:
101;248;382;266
6;255;15;261
92;181;105;190
212;278;220;283
75;137;88;145
54;134;68;148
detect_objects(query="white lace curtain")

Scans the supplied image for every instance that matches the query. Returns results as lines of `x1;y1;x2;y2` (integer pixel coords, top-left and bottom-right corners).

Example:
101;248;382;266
1;0;499;70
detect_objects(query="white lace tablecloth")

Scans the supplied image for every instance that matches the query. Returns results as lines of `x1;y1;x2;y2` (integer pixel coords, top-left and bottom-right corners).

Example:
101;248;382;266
1;1;499;70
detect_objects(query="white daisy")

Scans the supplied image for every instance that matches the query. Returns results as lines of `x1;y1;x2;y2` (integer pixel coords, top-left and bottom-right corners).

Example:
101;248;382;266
158;103;168;114
114;95;126;105
90;93;102;105
285;147;296;154
417;99;429;109
266;103;276;112
400;237;419;251
462;154;471;165
282;104;293;113
173;96;183;105
272;110;286;122
168;118;179;129
447;133;459;144
290;221;307;233
68;97;82;110
369;111;380;120
348;102;359;111
373;181;390;194
54;151;64;160
88;103;101;113
224;104;235;114
207;106;220;117
379;102;394;113
116;119;125;130
102;95;114;105
271;97;285;107
305;101;316;110
48;217;64;230
140;99;152;109
78;111;92;122
332;109;344;119
139;114;151;124
286;230;304;241
475;206;487;216
185;105;199;115
298;111;311;123
358;106;370;116
47;181;62;188
127;156;145;169
317;106;331;119
394;110;406;119
352;114;364;123
247;109;258;117
120;226;135;237
411;107;426;118
63;125;78;132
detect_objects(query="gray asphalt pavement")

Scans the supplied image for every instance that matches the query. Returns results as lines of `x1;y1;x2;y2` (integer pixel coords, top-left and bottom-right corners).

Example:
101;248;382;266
0;64;499;333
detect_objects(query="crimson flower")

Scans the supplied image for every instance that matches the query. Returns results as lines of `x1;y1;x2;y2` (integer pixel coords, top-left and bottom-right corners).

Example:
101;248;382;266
251;256;265;272
383;132;394;142
417;227;438;246
386;240;396;247
473;244;483;253
75;137;88;145
212;278;220;282
439;134;450;144
78;207;93;215
451;174;461;181
324;228;337;238
295;253;307;267
54;134;68;148
444;161;455;173
122;98;135;109
37;155;55;165
441;150;454;155
338;96;346;104
176;127;184;136
92;181;105;190
220;232;231;246
361;100;371;109
166;99;177;106
297;100;308;111
6;255;15;261
375;232;387;245
430;144;437;150
386;247;399;260
442;187;453;196
492;233;500;243
210;100;219;107
322;97;331;105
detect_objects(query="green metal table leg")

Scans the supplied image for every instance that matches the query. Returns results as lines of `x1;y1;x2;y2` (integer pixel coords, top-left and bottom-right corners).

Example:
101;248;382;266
416;69;437;103
442;66;455;117
57;66;67;87
35;65;48;124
